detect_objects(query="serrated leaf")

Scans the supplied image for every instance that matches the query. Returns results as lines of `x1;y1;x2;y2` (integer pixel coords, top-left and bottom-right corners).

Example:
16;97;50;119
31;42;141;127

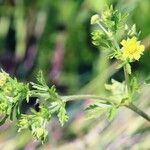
16;104;21;119
37;70;46;86
105;79;128;104
85;103;111;120
130;76;139;96
86;103;111;111
0;114;9;125
107;106;117;121
86;107;104;120
85;104;99;111
58;104;69;126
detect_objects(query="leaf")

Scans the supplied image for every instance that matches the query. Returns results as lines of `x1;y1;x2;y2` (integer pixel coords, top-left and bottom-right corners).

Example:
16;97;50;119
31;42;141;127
36;70;46;86
86;103;111;111
57;103;69;126
107;106;117;121
91;30;112;48
30;82;48;91
130;76;139;96
120;98;130;106
10;103;16;120
0;114;9;125
85;103;111;120
15;103;21;119
86;107;103;120
105;79;128;104
85;104;99;111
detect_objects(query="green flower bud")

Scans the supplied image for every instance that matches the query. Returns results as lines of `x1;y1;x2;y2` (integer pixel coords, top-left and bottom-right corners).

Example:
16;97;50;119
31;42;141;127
0;102;8;113
18;115;29;132
91;14;100;24
0;72;7;87
33;127;48;142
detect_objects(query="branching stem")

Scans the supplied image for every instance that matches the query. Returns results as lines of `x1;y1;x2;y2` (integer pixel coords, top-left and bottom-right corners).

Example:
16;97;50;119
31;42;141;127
61;95;113;103
61;94;150;122
127;103;150;122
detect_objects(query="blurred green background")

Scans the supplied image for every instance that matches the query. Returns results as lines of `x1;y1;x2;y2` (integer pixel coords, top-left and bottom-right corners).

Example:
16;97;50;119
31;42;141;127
0;0;150;149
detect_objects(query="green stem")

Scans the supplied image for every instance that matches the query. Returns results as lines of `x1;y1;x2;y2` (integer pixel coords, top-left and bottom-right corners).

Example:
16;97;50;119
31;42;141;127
61;94;114;103
95;20;149;122
97;22;120;51
123;66;130;94
61;95;150;122
126;103;150;122
97;22;109;35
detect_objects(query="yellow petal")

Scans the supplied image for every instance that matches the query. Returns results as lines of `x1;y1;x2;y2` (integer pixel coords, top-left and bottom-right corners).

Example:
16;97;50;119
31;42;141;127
122;51;129;59
133;53;141;60
130;36;137;43
121;40;126;46
137;45;145;52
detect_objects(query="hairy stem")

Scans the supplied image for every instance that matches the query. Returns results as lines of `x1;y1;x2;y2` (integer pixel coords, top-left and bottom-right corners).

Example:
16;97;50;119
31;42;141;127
61;95;150;122
97;22;120;50
97;22;109;35
123;66;130;94
61;94;115;104
126;103;150;122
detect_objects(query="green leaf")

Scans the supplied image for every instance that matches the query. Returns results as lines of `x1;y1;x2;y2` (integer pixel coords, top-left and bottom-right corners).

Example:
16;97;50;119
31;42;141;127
37;70;46;86
0;114;9;125
85;103;111;120
15;103;21;119
130;76;139;97
91;30;112;48
85;104;99;110
107;106;117;121
32;127;48;144
57;103;69;126
10;103;16;120
105;79;128;104
120;98;130;106
101;5;128;33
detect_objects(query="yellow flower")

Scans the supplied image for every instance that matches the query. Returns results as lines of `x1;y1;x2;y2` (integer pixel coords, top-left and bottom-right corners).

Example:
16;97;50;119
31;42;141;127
121;36;145;61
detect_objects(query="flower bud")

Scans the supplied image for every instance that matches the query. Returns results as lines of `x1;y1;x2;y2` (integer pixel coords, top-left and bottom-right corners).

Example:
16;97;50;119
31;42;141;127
0;72;7;87
91;14;100;24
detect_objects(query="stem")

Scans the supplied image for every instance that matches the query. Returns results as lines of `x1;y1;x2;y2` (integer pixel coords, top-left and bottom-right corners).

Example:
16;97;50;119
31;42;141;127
97;22;120;51
61;94;115;104
123;66;130;94
95;21;149;122
126;103;150;122
97;21;130;93
97;22;109;35
62;95;150;122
